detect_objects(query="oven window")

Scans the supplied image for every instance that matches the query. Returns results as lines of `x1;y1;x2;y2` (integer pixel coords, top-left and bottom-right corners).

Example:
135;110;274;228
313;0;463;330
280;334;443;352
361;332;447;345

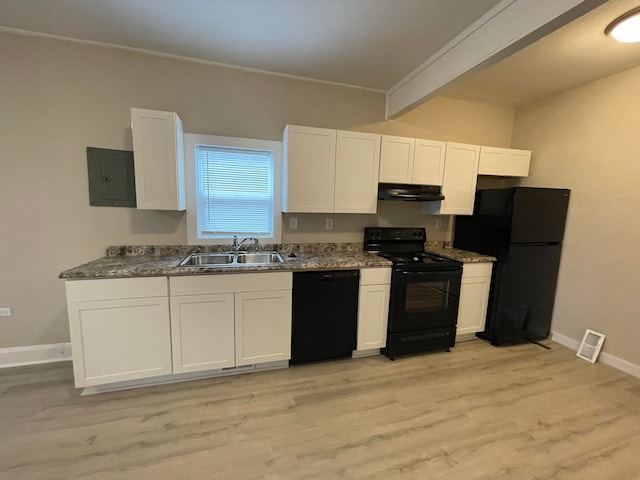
405;281;450;313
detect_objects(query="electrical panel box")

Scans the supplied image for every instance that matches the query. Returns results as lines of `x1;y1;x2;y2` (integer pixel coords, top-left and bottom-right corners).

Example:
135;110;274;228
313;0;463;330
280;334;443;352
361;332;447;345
87;147;136;208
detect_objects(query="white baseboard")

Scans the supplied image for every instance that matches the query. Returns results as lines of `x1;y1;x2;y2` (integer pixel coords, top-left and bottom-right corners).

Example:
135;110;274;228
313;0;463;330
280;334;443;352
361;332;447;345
552;331;640;378
0;343;72;369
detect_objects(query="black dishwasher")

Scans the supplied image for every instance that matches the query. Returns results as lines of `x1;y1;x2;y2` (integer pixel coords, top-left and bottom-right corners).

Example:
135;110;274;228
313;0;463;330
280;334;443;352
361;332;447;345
291;270;360;365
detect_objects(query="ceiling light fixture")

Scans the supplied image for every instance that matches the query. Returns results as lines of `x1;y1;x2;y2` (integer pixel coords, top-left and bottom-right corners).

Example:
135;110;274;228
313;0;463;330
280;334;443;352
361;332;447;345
605;6;640;42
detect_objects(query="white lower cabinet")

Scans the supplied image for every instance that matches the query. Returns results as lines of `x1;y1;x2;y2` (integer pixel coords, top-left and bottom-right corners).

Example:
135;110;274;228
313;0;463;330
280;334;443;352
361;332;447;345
235;290;292;366
356;268;391;351
65;277;172;388
170;293;235;374
169;272;293;373
457;263;493;336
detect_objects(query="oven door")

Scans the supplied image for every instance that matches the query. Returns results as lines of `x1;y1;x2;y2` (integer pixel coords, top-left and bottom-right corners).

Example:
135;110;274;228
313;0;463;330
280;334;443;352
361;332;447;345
389;267;462;333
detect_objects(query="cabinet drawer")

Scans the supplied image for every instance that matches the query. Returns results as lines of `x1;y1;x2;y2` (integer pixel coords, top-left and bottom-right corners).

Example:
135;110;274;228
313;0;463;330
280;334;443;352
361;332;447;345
170;272;293;296
66;277;168;302
360;268;391;285
462;262;493;279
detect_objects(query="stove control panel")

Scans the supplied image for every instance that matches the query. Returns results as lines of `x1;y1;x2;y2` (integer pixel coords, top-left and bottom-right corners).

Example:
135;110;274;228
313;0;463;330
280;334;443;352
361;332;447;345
364;227;426;242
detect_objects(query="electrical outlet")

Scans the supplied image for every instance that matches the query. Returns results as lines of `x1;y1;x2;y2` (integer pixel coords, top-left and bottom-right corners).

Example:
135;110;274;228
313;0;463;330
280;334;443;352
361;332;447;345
289;216;298;230
325;217;333;230
0;307;12;317
435;218;442;229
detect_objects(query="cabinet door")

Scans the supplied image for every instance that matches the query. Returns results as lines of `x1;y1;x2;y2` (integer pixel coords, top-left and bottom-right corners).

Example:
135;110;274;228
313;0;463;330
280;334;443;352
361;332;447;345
334;131;381;214
170;294;235;374
283;125;336;213
478;147;505;175
412;139;446;186
357;284;390;350
379;135;415;183
131;108;185;211
67;297;172;387
235;290;292;366
504;149;531;177
457;263;493;336
440;142;480;215
479;147;531;177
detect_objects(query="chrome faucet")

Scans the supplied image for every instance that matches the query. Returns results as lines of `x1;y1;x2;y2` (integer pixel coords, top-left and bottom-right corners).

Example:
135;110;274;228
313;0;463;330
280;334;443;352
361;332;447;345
232;235;259;252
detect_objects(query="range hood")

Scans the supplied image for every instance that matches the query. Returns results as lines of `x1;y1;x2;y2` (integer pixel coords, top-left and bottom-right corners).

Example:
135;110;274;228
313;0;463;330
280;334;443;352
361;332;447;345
377;183;444;202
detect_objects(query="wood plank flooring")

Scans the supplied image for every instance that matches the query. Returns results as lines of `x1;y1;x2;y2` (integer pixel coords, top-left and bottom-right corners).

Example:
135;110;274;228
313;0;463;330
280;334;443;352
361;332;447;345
1;340;640;479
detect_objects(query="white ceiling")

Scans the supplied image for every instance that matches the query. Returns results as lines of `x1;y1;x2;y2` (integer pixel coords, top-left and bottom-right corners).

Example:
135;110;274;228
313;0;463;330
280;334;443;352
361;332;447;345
0;0;503;91
442;0;640;107
2;0;637;109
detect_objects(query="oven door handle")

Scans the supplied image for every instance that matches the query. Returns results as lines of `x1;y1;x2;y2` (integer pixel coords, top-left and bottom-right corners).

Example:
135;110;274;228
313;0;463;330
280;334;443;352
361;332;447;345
397;268;461;275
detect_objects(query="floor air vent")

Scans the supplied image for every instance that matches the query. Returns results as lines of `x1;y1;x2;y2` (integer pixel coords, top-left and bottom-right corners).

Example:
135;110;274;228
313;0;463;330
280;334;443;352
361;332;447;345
576;329;606;363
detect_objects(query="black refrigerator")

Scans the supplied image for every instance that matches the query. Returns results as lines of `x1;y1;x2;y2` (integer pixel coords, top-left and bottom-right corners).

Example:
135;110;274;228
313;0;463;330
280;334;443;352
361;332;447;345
454;187;570;346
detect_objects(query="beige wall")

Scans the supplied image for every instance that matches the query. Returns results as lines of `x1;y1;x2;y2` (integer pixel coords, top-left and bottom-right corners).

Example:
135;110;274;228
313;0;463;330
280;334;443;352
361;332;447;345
511;65;640;366
0;32;514;348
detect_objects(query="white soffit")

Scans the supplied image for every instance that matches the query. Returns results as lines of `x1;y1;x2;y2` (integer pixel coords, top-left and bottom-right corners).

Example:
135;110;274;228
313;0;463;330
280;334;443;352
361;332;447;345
385;0;607;118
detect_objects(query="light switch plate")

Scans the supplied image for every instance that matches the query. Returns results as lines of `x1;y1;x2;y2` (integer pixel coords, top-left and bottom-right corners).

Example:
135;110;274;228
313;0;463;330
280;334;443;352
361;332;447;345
0;307;12;317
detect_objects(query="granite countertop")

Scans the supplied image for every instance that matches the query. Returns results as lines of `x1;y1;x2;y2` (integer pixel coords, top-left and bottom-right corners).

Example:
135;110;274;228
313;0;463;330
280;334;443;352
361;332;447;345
425;247;496;263
59;243;393;279
59;242;494;279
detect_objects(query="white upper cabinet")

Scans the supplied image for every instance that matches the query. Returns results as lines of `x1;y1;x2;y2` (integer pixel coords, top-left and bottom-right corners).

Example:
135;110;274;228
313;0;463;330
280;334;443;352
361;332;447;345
379;135;415;183
379;135;445;185
413;138;447;185
334;130;381;214
131;108;186;211
283;125;380;214
479;146;531;177
422;142;480;216
440;142;481;215
283;125;336;213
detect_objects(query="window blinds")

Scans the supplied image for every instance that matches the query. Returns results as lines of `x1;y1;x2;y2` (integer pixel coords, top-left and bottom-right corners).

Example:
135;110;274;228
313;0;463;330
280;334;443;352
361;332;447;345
195;145;274;237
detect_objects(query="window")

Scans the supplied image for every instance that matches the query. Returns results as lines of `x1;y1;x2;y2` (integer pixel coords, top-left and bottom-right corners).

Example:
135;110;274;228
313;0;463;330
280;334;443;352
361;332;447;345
184;134;282;245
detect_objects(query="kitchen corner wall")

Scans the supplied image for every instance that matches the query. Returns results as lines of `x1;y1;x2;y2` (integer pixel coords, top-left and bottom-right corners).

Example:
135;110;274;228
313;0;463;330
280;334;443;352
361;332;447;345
511;65;640;368
0;31;514;349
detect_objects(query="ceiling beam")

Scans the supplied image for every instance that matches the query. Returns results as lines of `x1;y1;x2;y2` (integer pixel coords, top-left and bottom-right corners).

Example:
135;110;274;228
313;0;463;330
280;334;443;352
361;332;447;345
385;0;607;118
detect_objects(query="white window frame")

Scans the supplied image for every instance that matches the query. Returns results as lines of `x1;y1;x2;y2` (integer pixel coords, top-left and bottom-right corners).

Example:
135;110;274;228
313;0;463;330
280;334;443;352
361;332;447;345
184;133;282;245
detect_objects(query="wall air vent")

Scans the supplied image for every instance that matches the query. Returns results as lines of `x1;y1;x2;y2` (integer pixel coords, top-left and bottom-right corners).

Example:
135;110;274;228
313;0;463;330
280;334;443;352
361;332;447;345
576;329;606;363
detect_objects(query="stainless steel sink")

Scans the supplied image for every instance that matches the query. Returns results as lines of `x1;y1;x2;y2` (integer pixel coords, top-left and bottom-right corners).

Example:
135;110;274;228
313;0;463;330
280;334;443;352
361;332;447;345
180;253;235;266
236;252;284;264
179;251;283;267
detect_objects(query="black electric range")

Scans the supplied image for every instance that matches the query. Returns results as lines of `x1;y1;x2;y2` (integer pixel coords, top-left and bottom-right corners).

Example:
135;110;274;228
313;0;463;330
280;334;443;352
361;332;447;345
364;227;462;358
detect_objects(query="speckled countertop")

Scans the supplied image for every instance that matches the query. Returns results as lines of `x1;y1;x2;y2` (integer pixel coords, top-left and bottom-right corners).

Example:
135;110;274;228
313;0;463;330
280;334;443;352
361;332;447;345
424;247;496;263
59;243;393;279
59;242;494;279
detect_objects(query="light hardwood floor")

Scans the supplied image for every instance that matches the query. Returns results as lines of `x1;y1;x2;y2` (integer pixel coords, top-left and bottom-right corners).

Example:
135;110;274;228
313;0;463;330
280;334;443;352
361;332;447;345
1;340;640;480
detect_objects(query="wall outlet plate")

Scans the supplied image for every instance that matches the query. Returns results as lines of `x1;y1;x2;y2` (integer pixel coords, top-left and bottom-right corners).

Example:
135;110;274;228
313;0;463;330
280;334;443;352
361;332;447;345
325;217;333;230
0;307;12;317
289;216;298;230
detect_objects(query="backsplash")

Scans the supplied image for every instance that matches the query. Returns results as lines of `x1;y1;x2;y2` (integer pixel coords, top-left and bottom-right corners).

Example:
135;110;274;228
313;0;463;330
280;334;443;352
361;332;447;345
106;241;450;257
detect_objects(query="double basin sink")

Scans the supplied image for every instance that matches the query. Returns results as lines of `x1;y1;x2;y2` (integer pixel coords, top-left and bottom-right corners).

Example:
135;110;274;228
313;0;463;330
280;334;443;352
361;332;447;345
180;251;284;267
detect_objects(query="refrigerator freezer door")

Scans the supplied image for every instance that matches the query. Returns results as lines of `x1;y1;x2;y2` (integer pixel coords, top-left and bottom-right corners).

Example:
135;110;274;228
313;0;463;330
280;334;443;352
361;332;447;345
511;188;570;243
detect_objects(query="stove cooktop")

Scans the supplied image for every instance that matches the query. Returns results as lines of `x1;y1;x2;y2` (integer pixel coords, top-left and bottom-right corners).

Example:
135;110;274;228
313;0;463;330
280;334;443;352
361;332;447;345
378;252;455;266
363;227;461;270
